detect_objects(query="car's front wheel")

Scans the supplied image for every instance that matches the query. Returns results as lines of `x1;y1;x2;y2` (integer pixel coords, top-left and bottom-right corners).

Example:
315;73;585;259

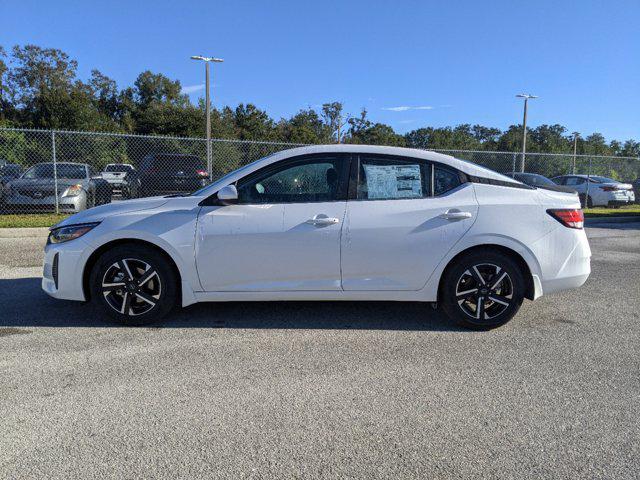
440;250;525;330
90;245;177;326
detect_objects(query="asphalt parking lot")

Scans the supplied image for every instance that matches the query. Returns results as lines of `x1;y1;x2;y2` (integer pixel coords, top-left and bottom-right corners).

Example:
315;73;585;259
1;223;638;479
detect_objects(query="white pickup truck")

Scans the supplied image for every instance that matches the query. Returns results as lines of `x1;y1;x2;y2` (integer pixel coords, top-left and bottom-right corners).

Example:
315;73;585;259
101;164;139;198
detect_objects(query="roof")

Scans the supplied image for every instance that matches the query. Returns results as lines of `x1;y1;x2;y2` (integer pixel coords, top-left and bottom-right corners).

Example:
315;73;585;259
201;144;515;195
261;144;511;180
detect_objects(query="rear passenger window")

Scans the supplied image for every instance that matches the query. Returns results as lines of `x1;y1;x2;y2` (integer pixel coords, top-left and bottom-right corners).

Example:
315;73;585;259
357;156;431;200
434;166;461;195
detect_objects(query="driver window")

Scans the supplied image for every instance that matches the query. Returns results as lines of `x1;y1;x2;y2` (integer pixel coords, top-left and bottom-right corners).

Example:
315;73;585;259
236;156;347;204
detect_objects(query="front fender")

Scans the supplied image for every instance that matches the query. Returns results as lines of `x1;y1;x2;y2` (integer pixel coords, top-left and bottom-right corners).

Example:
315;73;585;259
82;228;200;307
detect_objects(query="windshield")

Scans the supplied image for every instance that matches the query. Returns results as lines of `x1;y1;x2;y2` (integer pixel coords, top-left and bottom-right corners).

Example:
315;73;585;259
1;165;21;176
190;152;279;196
589;176;617;183
23;163;87;180
105;164;133;172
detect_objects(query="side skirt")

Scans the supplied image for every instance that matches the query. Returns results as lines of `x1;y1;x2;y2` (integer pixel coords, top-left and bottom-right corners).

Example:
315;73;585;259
193;289;434;303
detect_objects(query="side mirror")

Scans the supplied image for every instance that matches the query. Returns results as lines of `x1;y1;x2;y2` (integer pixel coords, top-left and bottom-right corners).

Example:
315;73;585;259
216;184;238;205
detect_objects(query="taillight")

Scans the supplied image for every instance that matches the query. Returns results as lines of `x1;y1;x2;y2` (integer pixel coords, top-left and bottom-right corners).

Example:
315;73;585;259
547;209;584;229
196;169;209;177
600;186;617;191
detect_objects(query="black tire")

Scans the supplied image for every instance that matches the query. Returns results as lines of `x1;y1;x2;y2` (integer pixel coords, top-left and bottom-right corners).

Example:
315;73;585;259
89;244;178;326
440;249;525;330
578;194;593;208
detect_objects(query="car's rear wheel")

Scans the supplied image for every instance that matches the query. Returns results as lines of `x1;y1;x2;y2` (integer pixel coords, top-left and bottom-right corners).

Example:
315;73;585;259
90;245;177;326
440;250;525;330
578;194;593;208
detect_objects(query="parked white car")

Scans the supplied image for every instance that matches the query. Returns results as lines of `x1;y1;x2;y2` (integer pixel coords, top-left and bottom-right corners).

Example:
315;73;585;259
42;145;591;329
552;175;635;207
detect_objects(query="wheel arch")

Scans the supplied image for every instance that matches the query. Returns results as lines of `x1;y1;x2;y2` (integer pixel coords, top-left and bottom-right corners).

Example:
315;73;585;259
437;244;537;301
82;238;182;303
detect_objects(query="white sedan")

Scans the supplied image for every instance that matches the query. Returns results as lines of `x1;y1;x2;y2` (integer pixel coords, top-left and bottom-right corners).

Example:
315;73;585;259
42;145;591;329
552;174;635;207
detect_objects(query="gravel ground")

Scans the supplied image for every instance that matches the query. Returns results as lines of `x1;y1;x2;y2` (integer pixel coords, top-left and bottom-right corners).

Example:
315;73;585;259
0;224;638;479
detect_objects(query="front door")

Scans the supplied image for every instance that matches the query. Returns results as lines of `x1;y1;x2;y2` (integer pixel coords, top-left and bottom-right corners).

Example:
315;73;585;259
341;154;478;291
195;154;350;291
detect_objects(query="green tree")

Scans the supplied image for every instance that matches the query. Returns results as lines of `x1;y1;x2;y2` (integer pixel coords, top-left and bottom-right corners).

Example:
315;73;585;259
277;108;328;144
348;109;405;146
233;103;277;140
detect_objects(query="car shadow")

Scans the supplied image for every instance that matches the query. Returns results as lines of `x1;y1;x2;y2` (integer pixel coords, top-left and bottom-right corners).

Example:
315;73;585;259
0;277;466;332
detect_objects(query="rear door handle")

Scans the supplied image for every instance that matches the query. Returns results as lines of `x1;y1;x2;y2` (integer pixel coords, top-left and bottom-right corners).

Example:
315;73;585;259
439;209;472;221
306;214;340;226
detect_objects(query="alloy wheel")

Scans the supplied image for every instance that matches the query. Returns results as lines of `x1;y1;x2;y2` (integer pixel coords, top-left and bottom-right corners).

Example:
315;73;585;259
455;263;514;321
101;258;162;316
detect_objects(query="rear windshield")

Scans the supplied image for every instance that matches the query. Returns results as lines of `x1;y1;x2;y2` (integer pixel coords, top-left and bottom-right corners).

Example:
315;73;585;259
589;176;616;183
23;163;87;179
105;164;133;172
516;173;555;186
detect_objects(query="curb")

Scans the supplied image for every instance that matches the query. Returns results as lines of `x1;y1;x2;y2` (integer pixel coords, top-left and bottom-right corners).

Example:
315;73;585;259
0;227;50;238
585;216;640;225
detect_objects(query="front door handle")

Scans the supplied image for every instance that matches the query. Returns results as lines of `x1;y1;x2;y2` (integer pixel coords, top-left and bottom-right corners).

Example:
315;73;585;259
306;214;340;226
439;209;473;221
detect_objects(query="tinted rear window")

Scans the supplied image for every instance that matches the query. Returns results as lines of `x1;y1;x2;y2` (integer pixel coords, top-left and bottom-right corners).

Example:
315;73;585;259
105;164;133;172
148;156;204;172
516;174;555;186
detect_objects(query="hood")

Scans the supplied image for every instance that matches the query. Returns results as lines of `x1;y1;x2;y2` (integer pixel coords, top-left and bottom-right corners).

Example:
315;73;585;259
53;196;170;229
9;177;86;189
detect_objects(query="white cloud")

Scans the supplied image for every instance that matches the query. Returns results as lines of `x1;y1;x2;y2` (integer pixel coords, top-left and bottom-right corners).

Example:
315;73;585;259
181;84;205;94
382;105;435;112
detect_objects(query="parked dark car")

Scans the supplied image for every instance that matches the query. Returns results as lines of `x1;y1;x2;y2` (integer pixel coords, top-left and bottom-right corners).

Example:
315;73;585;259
504;172;578;194
138;154;209;197
101;163;140;198
0;163;24;206
4;162;112;213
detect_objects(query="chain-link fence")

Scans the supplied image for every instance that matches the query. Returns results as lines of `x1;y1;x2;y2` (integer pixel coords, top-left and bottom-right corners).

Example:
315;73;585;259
0;127;305;213
0;127;638;214
431;149;640;181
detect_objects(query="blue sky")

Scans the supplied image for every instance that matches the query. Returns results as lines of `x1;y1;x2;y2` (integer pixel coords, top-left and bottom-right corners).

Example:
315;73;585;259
2;0;639;140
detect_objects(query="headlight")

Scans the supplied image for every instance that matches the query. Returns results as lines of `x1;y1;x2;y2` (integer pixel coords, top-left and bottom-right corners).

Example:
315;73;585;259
63;184;84;197
48;222;100;244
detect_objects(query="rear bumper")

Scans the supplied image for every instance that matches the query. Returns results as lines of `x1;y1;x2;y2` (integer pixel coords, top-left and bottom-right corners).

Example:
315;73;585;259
601;190;634;205
536;227;591;296
607;199;633;206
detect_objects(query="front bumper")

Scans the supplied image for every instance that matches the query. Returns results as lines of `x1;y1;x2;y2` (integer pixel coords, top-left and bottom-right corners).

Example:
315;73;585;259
6;192;87;213
42;238;91;301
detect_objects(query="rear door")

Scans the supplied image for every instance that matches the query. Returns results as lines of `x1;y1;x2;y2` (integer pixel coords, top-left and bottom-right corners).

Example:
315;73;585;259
341;154;478;291
196;154;350;291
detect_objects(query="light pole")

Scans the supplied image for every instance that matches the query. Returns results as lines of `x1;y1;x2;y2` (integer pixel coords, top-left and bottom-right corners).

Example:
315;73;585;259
191;55;224;177
572;132;579;174
516;94;538;172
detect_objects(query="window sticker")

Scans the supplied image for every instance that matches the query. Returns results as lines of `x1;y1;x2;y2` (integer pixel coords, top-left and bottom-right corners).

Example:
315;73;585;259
363;164;422;199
